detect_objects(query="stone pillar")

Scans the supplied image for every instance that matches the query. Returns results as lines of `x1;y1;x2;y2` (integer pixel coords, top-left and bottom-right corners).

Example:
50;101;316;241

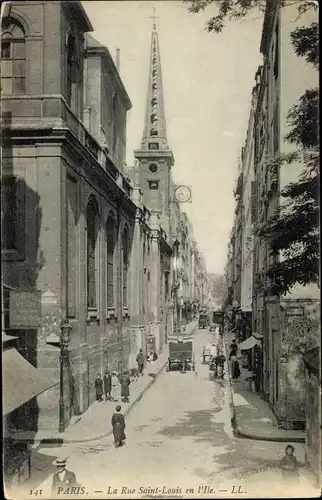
129;208;142;325
149;214;161;352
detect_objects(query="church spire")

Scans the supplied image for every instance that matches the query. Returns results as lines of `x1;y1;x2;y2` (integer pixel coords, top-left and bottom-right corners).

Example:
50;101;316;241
141;9;169;151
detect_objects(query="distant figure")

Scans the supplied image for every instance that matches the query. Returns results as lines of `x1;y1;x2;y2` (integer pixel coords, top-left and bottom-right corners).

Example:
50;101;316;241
217;351;226;378
111;405;126;448
95;374;103;402
120;371;131;403
210;343;217;359
180;356;188;373
51;458;78;496
136;349;145;376
103;371;112;401
229;339;238;357
147;348;158;362
279;445;299;483
111;372;120;401
230;353;241;379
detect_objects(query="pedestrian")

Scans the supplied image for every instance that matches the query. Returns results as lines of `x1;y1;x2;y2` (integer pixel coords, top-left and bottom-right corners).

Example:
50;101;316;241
279;445;300;483
95;373;103;402
210;343;217;359
111;371;120;401
103;370;112;401
230;353;241;379
51;457;78;496
111;405;126;448
136;348;145;376
120;371;131;403
229;339;238;357
217;351;226;378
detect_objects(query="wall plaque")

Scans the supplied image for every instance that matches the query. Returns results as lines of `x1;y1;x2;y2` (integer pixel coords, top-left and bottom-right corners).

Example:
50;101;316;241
41;289;58;305
9;290;41;328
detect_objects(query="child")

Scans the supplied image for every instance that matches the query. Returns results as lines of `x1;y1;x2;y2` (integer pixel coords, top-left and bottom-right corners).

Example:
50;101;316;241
279;445;299;482
111;405;126;448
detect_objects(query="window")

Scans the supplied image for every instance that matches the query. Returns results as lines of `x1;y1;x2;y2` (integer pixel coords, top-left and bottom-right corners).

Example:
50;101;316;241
106;216;115;308
112;92;118;153
1;19;26;94
148;143;159;150
86;199;98;309
2;176;18;250
274;23;279;79
273;105;279;154
149;163;158;174
148;180;159;190
122;227;129;308
66;34;81;113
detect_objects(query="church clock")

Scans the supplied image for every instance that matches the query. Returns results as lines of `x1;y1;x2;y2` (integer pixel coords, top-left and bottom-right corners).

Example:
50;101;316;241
174;185;191;203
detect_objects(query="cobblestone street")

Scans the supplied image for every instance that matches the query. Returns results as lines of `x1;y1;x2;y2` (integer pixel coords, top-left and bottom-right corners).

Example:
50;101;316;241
24;330;318;499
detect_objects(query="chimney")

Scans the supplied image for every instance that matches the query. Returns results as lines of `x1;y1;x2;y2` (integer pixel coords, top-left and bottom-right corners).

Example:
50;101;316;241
116;48;120;72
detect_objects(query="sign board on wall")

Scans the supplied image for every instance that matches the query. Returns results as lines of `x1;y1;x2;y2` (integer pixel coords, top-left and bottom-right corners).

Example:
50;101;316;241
41;289;58;306
9;291;41;328
286;307;304;317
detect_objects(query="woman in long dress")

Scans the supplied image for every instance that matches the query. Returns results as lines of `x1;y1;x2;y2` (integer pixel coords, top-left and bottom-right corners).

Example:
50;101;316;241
230;353;241;379
111;405;126;448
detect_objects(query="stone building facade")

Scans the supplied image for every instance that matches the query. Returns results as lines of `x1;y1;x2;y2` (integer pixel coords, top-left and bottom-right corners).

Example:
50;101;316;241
1;1;207;434
252;0;319;426
1;0;139;431
224;0;319;429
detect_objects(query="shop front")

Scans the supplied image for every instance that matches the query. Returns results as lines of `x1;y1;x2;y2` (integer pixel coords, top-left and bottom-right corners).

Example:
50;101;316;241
3;333;58;488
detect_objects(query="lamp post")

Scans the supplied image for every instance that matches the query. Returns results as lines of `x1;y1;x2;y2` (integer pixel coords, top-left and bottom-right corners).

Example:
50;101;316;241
172;240;180;334
46;319;72;433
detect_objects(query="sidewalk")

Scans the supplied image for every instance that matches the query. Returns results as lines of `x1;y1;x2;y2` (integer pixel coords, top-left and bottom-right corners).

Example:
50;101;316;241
13;320;197;445
223;331;305;444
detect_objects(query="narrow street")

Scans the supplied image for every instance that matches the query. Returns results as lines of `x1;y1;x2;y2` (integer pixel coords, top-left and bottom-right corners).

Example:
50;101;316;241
30;329;312;499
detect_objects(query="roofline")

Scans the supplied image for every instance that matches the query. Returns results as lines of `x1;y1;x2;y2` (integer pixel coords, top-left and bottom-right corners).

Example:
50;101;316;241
260;0;277;55
77;2;94;32
86;43;132;110
64;1;94;33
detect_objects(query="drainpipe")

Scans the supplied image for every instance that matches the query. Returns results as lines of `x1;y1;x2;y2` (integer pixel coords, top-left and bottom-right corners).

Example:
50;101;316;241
116;48;120;73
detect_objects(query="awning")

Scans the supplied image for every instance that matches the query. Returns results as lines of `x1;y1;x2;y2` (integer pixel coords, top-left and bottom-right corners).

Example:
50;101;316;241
239;335;260;350
3;348;59;415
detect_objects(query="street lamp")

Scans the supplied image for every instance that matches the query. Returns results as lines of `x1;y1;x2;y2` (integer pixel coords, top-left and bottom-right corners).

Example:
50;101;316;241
172;240;180;334
46;319;72;433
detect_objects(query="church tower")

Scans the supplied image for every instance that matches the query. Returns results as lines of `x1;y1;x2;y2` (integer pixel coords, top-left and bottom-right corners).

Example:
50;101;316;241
134;16;174;228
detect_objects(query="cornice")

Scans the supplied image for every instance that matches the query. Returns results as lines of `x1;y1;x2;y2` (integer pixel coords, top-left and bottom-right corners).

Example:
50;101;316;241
8;125;137;214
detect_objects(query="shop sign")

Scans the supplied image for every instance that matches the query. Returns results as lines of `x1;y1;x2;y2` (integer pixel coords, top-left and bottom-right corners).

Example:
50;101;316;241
286;307;304;317
41;289;58;305
9;291;41;328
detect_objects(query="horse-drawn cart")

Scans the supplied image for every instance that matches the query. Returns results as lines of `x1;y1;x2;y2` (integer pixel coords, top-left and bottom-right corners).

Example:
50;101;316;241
166;335;195;372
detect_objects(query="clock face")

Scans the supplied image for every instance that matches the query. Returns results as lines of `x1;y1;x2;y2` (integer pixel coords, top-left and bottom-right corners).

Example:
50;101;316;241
174;186;191;203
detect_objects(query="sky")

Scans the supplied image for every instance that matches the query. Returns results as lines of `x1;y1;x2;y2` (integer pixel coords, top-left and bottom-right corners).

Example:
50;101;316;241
83;0;264;275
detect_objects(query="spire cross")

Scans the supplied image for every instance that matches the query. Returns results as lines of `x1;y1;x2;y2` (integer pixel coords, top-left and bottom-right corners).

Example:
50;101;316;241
149;6;159;30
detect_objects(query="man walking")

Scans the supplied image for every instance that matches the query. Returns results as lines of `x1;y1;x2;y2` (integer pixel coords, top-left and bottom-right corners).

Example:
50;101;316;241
120;371;131;403
136;349;145;376
95;373;103;402
103;371;112;401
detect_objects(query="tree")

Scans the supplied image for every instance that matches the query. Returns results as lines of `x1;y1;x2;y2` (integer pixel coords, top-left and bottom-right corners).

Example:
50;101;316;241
184;0;318;34
185;0;319;296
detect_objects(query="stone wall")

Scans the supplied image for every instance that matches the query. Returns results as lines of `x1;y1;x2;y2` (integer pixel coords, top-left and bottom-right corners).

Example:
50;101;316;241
274;298;320;427
305;372;321;482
